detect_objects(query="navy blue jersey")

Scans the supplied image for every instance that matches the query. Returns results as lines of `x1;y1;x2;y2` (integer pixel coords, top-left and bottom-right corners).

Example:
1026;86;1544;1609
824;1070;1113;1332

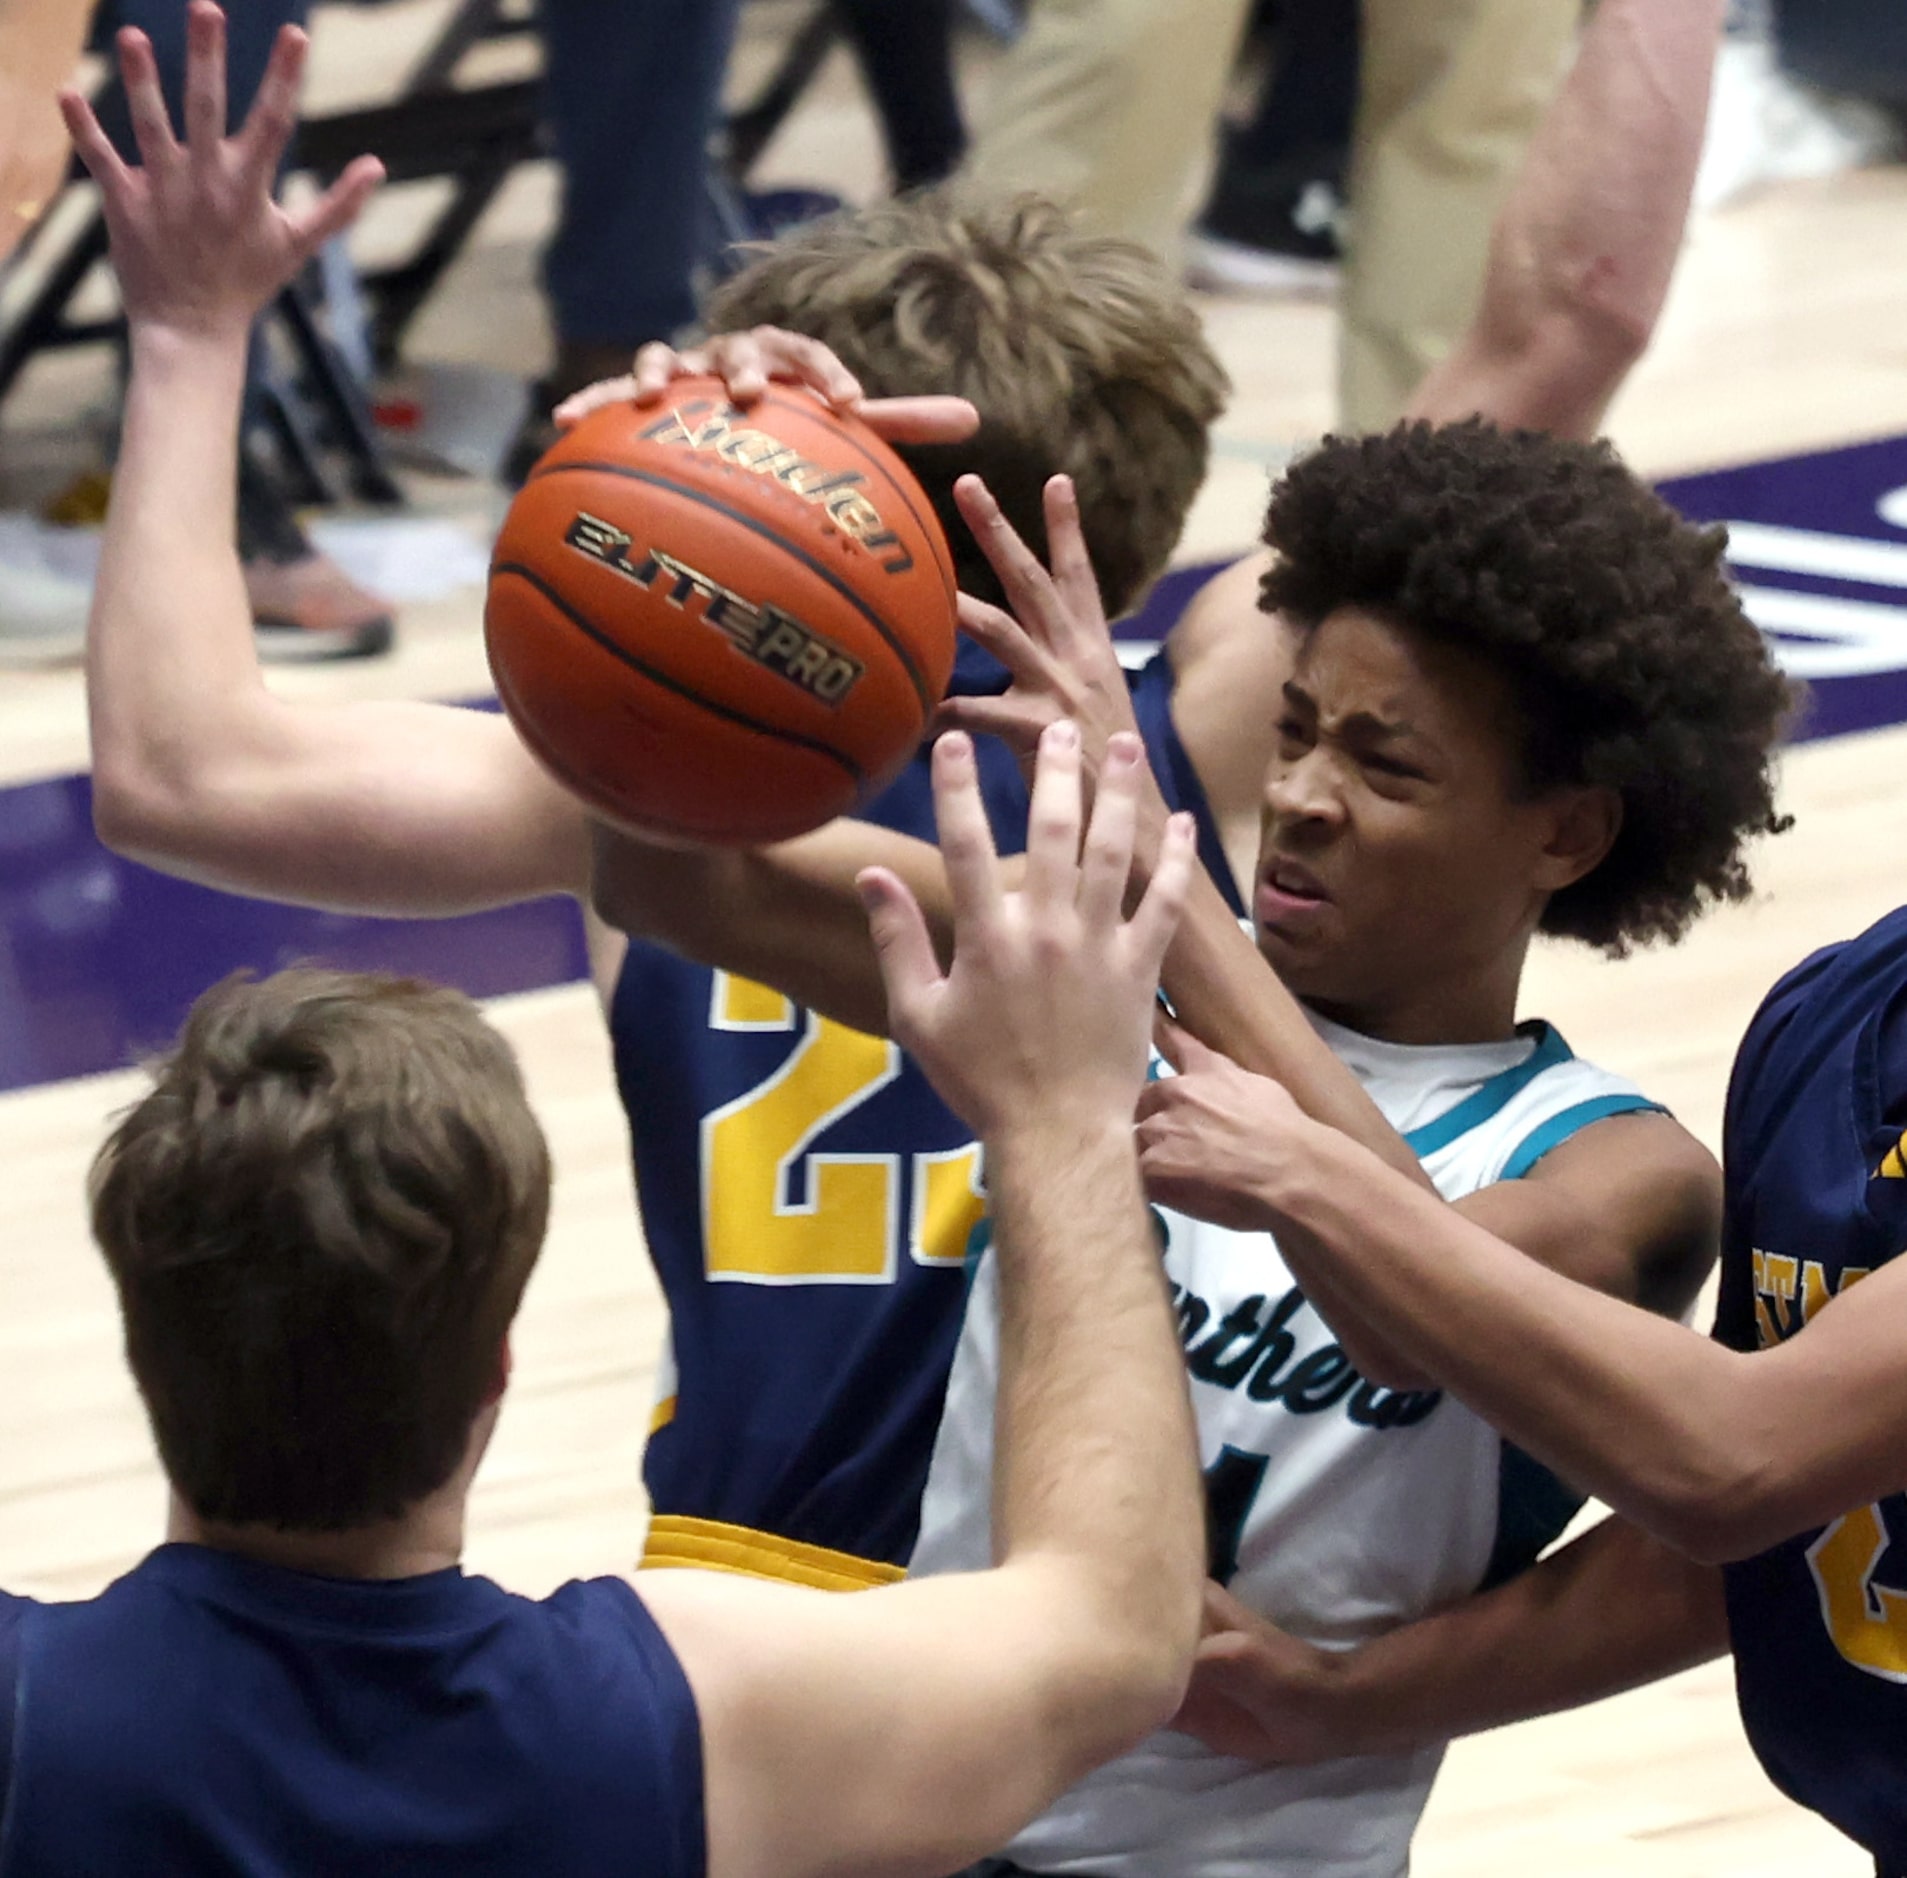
1716;905;1907;1866
0;1545;703;1877
613;647;1239;1581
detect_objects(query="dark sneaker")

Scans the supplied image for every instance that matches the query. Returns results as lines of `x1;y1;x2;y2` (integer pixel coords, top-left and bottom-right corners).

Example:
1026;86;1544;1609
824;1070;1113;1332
1188;175;1345;300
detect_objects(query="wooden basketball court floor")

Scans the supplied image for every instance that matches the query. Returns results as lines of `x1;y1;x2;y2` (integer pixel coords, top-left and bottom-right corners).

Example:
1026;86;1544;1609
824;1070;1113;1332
2;9;1906;1871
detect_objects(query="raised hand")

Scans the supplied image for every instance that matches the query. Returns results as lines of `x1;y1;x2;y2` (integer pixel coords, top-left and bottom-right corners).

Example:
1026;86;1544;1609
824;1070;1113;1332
552;324;981;449
59;1;383;345
939;471;1148;781
858;722;1196;1139
1137;1015;1320;1232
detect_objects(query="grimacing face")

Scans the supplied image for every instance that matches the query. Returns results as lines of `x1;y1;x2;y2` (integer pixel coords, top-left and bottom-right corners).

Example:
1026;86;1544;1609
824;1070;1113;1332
1251;607;1611;1044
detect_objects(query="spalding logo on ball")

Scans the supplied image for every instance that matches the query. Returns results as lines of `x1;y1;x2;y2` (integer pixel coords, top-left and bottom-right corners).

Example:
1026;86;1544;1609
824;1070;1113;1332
485;377;958;846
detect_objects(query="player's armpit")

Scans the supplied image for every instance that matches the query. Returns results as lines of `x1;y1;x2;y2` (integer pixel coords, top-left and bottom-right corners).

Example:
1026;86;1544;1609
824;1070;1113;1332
639;1562;1182;1878
1458;1110;1722;1318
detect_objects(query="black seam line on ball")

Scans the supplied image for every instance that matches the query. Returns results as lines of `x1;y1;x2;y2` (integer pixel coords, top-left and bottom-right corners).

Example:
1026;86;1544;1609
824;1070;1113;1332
491;561;867;784
526;457;934;714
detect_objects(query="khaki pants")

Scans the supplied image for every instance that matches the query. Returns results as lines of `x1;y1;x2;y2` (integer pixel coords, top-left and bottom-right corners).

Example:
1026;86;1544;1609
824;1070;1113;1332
963;0;1581;428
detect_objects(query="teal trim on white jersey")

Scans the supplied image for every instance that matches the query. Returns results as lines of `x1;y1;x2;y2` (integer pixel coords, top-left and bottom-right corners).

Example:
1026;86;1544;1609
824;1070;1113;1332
913;1012;1663;1878
1401;1021;1572;1157
1500;1091;1665;1181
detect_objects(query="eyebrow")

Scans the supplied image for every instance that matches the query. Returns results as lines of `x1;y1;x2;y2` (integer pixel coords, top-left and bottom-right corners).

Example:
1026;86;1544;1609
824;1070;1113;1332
1283;680;1421;745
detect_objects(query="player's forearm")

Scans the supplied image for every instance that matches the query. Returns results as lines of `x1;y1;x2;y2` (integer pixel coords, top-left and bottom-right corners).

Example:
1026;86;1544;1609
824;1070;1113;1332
987;1120;1203;1731
87;327;263;822
1264;1127;1827;1561
1249;1517;1727;1760
1411;0;1725;439
1158;871;1436;1386
590;817;957;1034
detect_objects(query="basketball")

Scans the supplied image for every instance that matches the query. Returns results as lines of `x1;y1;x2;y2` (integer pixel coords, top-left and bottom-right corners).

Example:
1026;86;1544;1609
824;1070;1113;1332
484;377;959;846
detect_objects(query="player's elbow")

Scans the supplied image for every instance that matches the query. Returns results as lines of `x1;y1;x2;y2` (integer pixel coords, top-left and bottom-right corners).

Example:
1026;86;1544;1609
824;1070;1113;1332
1041;1568;1202;1772
89;753;203;866
1629;1421;1797;1566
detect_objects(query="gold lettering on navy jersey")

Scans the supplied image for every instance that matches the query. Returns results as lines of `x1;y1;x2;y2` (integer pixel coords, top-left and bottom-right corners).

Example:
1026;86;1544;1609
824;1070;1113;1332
565;513;864;705
1750;1247;1871;1347
1877;1131;1907;1179
639;403;916;574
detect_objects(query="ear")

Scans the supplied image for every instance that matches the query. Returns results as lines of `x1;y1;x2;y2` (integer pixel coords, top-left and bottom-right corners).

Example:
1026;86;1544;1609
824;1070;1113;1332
1532;786;1622;894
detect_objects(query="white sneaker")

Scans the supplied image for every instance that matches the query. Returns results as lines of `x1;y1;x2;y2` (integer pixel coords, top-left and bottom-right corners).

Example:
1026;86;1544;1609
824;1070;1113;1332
1185;230;1340;300
0;560;90;666
1698;32;1902;210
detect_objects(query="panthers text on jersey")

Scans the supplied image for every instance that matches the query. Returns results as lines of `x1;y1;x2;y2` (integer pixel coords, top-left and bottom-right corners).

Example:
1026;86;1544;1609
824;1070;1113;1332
912;1013;1661;1878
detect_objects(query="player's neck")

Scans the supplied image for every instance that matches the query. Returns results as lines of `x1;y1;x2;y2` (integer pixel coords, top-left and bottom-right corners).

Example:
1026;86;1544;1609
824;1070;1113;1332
164;1415;493;1583
1308;943;1529;1048
168;1484;468;1582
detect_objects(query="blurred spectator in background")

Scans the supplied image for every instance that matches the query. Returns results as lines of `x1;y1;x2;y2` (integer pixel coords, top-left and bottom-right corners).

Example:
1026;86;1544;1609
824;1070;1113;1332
962;0;1581;431
839;0;968;191
0;0;104;663
507;0;745;479
1186;0;1356;299
0;0;395;662
1697;0;1900;209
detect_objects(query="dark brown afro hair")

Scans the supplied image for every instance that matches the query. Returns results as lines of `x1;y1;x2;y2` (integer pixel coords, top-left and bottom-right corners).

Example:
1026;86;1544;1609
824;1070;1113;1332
1260;419;1796;952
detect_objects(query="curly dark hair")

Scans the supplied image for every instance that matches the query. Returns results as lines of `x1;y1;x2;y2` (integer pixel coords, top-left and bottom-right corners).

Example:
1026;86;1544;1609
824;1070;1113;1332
1260;419;1796;952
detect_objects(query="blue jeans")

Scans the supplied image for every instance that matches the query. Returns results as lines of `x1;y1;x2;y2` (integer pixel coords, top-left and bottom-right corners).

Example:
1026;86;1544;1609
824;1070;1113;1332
538;0;745;348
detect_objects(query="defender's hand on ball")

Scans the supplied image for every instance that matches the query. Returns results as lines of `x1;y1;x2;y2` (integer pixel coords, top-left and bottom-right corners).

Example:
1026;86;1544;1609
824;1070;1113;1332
858;722;1196;1140
942;473;1156;800
60;1;383;346
553;327;981;451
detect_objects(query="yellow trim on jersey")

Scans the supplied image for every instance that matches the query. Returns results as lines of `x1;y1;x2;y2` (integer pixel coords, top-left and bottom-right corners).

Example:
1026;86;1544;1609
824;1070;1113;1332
1878;1136;1907;1179
648;1395;678;1436
640;1515;905;1591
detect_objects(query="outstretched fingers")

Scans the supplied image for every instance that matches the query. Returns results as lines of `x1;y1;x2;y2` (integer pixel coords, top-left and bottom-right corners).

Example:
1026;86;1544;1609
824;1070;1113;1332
855;394;980;446
116;28;181;172
288;153;384;259
1077;733;1144;929
59;87;133;198
181;0;227;156
931;731;1003;922
1022;720;1086;914
1044;474;1101;622
858;867;941;1031
233;21;309;193
1128;809;1197;976
954;474;1070;649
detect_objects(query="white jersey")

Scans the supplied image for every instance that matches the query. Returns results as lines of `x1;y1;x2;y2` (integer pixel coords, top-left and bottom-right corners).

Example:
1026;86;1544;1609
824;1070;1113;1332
910;1013;1659;1878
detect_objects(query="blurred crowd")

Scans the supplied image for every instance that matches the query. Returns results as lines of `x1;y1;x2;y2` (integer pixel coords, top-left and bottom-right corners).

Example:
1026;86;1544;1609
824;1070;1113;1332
0;0;1901;666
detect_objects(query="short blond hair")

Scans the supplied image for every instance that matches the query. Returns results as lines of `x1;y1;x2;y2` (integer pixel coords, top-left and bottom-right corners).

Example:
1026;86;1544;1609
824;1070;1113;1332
709;190;1229;617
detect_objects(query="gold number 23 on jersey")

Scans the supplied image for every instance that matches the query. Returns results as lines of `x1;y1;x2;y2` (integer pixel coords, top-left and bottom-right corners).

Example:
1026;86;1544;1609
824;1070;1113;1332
1808;1499;1907;1682
701;973;986;1284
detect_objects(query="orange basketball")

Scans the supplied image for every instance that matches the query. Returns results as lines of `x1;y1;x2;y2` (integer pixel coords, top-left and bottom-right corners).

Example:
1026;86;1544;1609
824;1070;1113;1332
484;377;958;845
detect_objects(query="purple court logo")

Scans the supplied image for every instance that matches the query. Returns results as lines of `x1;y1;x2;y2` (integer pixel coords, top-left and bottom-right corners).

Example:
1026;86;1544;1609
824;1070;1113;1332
1661;436;1907;742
